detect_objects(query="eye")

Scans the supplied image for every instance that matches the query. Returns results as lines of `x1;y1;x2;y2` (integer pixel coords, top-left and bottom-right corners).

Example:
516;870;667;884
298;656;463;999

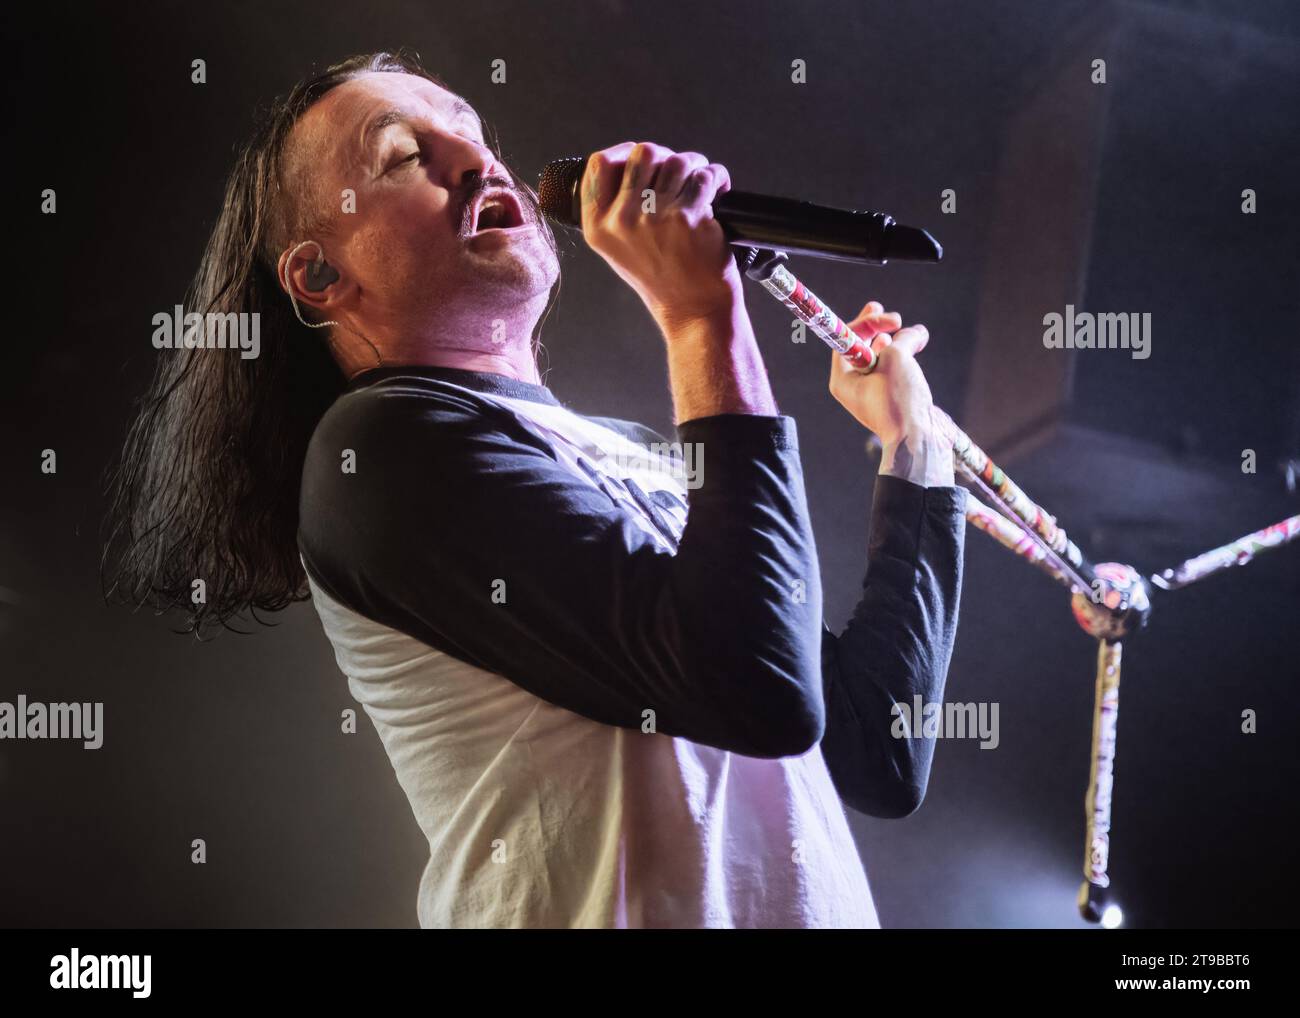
387;150;421;172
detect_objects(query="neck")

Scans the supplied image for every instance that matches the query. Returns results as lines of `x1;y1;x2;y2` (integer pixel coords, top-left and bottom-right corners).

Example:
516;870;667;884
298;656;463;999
333;316;543;386
415;346;541;384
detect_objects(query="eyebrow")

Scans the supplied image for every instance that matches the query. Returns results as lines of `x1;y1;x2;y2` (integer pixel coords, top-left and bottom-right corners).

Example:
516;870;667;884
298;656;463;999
360;99;484;152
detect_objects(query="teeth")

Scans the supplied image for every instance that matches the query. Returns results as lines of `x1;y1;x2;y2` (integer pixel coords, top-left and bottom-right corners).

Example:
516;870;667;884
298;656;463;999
476;196;514;230
471;191;523;232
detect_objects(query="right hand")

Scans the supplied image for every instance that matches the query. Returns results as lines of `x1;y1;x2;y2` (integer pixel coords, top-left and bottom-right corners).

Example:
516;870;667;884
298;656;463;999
579;142;744;333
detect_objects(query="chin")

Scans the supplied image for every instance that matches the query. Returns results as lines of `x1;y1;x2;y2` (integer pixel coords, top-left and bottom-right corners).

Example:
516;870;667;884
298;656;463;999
467;240;558;296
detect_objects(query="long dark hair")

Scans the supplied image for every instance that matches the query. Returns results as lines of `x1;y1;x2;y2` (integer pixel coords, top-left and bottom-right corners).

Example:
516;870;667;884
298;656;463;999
103;51;550;637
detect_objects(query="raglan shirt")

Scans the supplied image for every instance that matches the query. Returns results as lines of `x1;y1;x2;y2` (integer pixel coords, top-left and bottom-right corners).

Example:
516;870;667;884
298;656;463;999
297;365;966;928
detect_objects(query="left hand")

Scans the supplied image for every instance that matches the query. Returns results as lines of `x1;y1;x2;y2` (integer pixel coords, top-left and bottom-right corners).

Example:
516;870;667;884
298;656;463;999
828;301;940;448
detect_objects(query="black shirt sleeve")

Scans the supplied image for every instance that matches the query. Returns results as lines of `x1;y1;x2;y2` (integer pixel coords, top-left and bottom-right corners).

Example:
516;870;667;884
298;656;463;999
297;378;828;759
819;476;968;818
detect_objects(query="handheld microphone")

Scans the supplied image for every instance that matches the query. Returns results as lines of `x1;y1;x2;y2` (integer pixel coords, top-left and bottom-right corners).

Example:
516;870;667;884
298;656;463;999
536;155;942;265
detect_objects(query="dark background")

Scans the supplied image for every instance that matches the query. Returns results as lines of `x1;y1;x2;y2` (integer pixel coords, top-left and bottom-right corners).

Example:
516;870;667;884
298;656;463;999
2;0;1297;928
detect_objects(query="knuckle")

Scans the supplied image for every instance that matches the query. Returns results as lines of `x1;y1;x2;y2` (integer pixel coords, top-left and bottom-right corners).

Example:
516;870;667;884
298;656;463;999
629;142;665;168
663;152;692;170
664;205;693;226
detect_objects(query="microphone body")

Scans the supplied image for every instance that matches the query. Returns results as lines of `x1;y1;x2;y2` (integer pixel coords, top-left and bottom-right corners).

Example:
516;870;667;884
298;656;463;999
536;155;942;265
712;190;939;264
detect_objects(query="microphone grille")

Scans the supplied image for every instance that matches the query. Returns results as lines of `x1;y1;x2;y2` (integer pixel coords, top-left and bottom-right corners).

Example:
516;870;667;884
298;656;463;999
536;156;588;227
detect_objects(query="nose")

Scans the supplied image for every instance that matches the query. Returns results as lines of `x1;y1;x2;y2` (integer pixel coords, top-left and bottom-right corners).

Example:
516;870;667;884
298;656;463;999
439;132;500;192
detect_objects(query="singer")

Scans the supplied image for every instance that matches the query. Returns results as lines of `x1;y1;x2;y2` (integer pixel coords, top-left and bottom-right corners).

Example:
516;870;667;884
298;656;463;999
105;51;967;928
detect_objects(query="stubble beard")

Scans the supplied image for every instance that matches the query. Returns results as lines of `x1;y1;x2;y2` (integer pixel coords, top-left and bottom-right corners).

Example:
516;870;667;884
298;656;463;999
424;234;558;354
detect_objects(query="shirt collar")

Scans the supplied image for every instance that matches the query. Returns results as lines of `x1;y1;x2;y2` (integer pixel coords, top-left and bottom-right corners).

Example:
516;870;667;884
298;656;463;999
346;365;561;407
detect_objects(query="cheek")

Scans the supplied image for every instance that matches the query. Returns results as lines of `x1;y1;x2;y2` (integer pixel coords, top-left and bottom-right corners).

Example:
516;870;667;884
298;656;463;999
351;193;459;281
387;180;459;237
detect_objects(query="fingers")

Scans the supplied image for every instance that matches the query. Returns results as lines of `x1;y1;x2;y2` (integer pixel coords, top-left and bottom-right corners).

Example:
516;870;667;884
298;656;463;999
850;300;904;340
674;162;730;217
851;312;904;340
581;142;636;230
855;300;906;326
655;151;709;201
621;141;673;197
583;143;734;240
888;324;929;357
859;300;883;318
831;321;931;382
829;333;892;390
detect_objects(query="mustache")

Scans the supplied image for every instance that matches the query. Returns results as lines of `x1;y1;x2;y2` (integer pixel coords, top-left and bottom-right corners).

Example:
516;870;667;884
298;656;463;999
457;173;542;238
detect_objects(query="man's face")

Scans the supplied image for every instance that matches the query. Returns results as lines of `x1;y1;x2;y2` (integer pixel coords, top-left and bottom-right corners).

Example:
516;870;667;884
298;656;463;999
290;71;558;347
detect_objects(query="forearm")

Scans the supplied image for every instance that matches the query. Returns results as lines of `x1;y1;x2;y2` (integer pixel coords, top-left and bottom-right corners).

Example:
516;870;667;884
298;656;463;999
820;476;967;817
660;295;778;424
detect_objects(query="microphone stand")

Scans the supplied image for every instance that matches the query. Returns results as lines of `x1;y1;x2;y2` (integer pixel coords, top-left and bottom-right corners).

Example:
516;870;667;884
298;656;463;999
736;243;1300;923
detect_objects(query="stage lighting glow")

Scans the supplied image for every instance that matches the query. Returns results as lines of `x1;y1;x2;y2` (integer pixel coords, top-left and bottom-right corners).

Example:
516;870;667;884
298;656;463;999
1101;904;1124;929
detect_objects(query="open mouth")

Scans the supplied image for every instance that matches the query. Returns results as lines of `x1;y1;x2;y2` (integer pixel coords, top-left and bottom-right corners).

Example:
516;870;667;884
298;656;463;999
468;188;528;234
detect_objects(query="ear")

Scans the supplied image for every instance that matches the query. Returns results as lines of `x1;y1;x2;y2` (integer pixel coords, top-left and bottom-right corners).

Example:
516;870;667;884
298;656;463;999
277;243;351;315
305;258;340;292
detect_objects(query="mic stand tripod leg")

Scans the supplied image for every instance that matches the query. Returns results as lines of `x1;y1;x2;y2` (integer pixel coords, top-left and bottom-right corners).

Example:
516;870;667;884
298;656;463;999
1079;638;1123;923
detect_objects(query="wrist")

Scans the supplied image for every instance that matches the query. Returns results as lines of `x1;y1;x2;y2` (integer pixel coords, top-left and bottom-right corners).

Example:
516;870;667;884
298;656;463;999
878;414;932;451
880;422;955;488
650;280;746;342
